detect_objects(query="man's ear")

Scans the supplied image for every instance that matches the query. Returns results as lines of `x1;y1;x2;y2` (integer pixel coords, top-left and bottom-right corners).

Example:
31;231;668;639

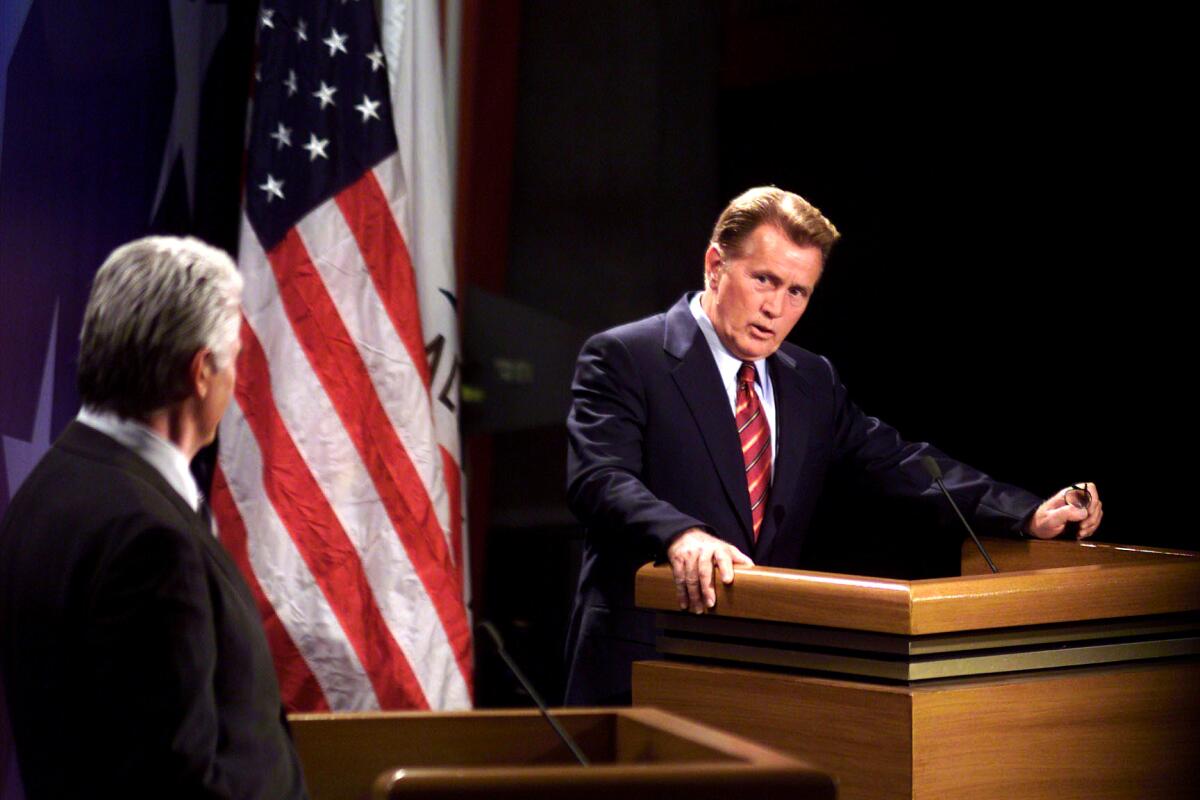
704;244;724;290
189;348;214;400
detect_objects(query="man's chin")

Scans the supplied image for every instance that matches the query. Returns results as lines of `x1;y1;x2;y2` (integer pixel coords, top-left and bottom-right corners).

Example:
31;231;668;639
732;342;778;361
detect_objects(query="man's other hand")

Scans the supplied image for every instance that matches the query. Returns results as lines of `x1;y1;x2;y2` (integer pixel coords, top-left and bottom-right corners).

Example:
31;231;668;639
666;528;754;613
1026;482;1103;540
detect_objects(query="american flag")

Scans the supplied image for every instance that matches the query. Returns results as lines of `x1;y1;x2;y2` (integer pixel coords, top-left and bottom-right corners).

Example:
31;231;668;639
213;0;471;711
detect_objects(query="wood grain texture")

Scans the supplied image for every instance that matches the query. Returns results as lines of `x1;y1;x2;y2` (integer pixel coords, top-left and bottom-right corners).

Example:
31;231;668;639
910;661;1200;799
963;537;1199;574
636;563;915;632
635;659;1200;800
634;660;914;800
637;540;1200;636
288;707;834;800
908;560;1200;634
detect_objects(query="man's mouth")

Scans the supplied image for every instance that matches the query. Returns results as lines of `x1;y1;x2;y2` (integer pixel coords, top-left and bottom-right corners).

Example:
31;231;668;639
750;323;773;339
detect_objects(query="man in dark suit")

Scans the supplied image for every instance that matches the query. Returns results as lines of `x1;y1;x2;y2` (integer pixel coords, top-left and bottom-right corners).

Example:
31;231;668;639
564;187;1103;705
0;237;308;798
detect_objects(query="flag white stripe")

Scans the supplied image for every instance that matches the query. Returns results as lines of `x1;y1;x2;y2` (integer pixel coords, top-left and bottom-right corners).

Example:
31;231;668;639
293;186;451;539
236;225;469;707
219;399;377;711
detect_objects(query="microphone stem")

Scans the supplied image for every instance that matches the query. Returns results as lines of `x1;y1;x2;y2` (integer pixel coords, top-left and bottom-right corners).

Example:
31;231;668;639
935;476;1000;573
480;622;591;766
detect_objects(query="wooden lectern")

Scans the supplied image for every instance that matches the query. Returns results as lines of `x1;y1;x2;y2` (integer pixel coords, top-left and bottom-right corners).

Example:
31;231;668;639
632;538;1200;800
289;706;835;799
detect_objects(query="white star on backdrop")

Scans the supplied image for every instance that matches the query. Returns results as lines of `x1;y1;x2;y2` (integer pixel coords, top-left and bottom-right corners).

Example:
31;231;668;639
284;69;298;96
150;0;227;223
295;18;308;42
2;301;57;500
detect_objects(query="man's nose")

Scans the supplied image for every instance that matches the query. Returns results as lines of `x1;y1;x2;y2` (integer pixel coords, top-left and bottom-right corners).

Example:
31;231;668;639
761;289;783;317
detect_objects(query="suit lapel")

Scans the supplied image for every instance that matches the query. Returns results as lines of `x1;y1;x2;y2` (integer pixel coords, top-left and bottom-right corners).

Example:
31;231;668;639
663;298;754;551
754;348;812;562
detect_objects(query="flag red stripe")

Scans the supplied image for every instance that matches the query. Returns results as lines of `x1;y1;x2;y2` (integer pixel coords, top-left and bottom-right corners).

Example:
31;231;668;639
335;171;432;389
210;466;331;712
264;229;473;685
233;314;430;709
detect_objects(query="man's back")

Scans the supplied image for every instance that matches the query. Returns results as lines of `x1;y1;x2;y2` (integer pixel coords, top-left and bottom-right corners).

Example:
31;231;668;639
0;423;306;799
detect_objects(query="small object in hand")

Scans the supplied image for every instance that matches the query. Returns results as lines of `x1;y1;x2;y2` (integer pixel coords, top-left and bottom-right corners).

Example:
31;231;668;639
1066;483;1092;510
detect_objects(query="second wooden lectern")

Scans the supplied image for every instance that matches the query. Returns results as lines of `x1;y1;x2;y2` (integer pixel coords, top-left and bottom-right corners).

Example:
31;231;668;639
290;706;834;799
633;538;1200;800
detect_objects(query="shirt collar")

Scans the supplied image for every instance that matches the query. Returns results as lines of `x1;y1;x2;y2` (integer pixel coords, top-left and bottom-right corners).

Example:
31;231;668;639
76;406;202;512
688;291;769;389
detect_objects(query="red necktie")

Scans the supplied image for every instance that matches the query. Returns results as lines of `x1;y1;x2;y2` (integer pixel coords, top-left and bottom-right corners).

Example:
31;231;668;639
736;362;771;540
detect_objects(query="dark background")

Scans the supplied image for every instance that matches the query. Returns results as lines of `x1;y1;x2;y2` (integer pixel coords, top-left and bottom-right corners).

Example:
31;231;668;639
0;0;1190;710
473;0;1194;706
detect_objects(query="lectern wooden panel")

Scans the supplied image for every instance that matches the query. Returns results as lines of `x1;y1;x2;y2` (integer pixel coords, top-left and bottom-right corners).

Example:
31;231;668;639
633;539;1200;800
289;707;835;800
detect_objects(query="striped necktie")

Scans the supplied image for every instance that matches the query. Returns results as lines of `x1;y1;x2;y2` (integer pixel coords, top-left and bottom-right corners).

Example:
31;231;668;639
736;362;772;540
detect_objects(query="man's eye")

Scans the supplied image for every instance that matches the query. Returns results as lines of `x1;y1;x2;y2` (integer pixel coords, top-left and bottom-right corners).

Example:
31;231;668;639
754;274;770;284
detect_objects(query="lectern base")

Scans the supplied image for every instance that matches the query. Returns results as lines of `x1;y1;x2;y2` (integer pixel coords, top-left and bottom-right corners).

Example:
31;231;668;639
634;658;1200;800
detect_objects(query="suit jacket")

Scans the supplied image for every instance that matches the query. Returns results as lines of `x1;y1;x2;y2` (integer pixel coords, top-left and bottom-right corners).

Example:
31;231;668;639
563;295;1040;704
0;422;308;799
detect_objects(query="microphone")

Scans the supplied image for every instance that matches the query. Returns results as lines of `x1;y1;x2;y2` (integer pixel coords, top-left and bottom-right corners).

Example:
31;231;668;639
920;456;1000;574
476;621;591;766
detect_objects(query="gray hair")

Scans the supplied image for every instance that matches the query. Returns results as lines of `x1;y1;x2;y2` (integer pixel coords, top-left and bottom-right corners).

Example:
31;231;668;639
77;236;243;419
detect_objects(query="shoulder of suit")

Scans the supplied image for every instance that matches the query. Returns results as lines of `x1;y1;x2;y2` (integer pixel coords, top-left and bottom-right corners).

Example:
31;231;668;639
777;340;823;364
776;341;841;385
580;311;672;364
590;311;669;345
22;433;202;536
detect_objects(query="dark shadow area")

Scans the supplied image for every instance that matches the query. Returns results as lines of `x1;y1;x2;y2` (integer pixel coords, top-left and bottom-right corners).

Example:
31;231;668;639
470;0;1192;705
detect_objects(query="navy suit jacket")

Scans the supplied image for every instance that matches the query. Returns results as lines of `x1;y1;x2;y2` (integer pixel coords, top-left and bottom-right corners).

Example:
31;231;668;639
0;422;308;799
563;295;1040;704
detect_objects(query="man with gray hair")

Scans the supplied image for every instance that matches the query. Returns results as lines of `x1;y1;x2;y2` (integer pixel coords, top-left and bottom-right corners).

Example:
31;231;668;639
0;237;308;798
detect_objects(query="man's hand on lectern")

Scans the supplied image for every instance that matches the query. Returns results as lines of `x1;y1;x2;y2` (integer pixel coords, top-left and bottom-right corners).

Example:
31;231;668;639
667;528;754;614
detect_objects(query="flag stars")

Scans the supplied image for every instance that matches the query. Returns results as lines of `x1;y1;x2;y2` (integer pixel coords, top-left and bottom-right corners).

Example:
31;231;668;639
284;69;298;97
259;7;275;30
295;18;308;42
259;174;285;202
366;46;385;72
269;122;292;150
355;95;381;123
303;134;330;161
313;81;338;109
323;28;348;57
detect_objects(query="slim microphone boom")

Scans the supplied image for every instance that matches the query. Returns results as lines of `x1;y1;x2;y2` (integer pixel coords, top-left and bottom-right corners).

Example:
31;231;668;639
920;456;1000;574
476;621;591;766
